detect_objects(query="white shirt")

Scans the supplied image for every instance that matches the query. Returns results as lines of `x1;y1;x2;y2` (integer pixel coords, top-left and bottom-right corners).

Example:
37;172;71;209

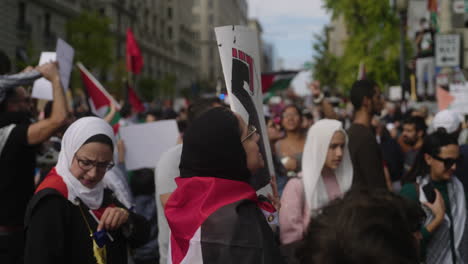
154;144;182;264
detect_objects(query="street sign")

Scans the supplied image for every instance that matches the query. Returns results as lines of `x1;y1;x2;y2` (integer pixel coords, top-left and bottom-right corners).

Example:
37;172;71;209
435;34;461;67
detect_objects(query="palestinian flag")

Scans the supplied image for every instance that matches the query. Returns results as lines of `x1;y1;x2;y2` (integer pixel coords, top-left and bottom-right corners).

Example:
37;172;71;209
77;62;121;133
261;71;298;93
165;177;282;264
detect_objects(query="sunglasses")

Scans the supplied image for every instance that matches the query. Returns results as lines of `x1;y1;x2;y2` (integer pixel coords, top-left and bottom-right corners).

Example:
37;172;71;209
242;125;257;143
431;155;462;170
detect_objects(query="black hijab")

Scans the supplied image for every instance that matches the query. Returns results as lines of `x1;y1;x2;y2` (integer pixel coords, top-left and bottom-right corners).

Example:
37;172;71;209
179;107;251;183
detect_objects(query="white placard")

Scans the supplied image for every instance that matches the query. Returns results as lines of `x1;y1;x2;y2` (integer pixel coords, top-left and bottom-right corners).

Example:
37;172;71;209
436;34;461;67
32;52;56;100
56;38;74;91
389;86;402;101
119;120;179;171
215;25;274;193
32;39;74;100
291;70;312;97
449;83;468;114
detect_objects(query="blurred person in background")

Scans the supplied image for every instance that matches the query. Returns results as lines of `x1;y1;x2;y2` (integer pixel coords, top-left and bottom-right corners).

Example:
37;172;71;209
347;80;387;189
399;116;427;175
298;188;425;264
265;116;287;197
130;168;159;264
0;62;68;263
372;117;404;191
275;105;306;178
280;119;353;263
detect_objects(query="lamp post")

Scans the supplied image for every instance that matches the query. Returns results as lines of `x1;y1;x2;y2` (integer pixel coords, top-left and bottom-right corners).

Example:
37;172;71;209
396;0;409;102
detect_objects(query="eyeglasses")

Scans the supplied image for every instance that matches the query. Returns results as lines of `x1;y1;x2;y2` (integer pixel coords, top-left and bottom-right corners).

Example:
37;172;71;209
431;155;462;170
75;156;115;172
242;125;257;143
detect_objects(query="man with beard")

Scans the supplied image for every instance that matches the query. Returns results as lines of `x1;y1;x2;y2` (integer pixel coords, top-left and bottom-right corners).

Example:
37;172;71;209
0;62;68;263
398;116;427;175
347;80;387;189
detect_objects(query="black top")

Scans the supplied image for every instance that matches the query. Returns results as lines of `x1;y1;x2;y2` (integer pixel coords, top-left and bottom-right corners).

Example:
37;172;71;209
24;189;150;264
415;28;435;58
0;116;37;225
180;107;252;183
347;123;387;189
200;199;284;264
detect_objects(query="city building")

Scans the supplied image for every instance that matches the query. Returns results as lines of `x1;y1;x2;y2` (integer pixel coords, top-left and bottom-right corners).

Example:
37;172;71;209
0;0;197;95
192;0;248;86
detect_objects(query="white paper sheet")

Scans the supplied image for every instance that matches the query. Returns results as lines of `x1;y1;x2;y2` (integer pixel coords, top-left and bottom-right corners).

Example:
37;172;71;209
32;52;56;100
32;39;74;100
119;120;179;171
56;38;74;91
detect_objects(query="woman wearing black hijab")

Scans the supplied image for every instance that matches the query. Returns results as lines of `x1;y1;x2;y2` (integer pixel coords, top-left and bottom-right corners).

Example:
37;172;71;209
165;107;283;264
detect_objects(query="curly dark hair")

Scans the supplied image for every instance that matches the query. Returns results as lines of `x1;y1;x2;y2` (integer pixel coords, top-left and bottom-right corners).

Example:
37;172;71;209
297;188;424;264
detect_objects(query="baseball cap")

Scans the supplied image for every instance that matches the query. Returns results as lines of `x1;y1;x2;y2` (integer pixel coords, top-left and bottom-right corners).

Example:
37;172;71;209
432;110;461;134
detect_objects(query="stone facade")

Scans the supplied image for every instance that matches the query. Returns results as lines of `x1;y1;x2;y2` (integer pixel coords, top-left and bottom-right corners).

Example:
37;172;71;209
192;0;248;86
0;0;197;93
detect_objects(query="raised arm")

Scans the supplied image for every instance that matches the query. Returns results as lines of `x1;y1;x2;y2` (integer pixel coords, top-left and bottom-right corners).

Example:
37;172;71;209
27;62;68;145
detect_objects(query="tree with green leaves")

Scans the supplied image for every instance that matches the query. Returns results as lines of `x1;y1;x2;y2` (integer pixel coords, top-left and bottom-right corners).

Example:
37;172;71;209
67;11;115;94
311;26;339;92
318;0;409;93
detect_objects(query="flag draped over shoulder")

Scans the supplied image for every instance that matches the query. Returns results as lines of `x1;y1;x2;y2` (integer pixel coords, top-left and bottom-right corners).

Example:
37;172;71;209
165;177;281;264
77;62;121;132
126;29;143;74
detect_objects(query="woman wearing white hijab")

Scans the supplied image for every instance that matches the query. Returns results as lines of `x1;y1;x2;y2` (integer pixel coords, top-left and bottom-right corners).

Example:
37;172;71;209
280;119;353;245
24;117;149;264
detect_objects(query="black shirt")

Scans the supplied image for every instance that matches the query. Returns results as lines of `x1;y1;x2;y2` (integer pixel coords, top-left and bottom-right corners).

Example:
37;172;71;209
415;29;435;58
347;123;387;189
0;123;36;225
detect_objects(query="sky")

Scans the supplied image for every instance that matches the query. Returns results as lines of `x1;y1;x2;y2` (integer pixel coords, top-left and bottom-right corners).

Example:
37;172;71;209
247;0;330;71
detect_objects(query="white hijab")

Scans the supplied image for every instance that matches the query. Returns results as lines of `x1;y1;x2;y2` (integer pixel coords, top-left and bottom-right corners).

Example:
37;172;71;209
302;119;353;213
56;117;115;210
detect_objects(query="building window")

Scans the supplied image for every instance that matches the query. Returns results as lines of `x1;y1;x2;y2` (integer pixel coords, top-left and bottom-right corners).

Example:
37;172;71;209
44;13;51;36
168;26;173;40
18;2;26;28
208;0;213;9
208;14;214;25
168;7;172;19
193;14;200;23
99;8;105;16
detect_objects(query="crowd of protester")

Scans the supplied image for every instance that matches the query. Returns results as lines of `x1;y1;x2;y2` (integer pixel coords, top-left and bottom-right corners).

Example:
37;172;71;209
2;57;468;264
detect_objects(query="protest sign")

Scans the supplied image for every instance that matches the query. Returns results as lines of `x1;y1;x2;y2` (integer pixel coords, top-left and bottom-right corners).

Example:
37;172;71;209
119;120;179;171
56;39;74;91
215;25;274;193
449;83;468;114
32;39;74;100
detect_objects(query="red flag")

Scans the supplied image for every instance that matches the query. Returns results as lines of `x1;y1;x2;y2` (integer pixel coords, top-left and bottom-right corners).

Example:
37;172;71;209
127;83;145;113
77;62;121;133
428;0;437;12
126;28;143;74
